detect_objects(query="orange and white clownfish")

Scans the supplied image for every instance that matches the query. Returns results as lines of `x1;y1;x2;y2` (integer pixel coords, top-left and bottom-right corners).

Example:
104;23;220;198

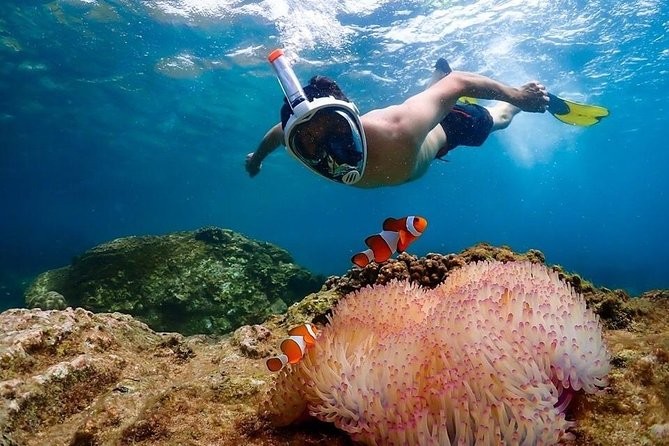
351;216;428;268
265;323;319;372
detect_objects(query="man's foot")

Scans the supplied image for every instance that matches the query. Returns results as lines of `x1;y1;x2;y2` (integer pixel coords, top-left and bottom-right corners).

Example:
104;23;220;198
435;58;452;74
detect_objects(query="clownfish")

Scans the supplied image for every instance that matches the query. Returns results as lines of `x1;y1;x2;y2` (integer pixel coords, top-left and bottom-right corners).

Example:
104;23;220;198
351;216;428;268
266;323;319;372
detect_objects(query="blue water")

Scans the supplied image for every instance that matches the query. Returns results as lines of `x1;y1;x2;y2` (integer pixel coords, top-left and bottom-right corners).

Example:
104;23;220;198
1;0;668;310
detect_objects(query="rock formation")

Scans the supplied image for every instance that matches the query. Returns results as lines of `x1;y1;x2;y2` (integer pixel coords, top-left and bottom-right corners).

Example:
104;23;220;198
24;227;324;335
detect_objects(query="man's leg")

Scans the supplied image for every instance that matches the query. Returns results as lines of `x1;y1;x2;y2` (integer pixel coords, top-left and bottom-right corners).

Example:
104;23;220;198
487;102;522;131
429;58;520;131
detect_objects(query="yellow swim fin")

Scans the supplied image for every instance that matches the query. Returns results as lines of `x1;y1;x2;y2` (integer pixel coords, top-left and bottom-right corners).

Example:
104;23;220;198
547;93;609;127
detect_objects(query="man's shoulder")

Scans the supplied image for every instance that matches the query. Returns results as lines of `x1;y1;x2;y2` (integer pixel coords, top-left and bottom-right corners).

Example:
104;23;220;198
361;105;404;127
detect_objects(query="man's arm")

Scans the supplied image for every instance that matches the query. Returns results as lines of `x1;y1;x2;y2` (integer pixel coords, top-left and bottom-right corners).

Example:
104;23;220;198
246;123;284;177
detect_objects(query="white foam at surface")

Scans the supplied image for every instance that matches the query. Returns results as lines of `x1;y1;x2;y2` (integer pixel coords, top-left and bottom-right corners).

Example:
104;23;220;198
147;0;395;57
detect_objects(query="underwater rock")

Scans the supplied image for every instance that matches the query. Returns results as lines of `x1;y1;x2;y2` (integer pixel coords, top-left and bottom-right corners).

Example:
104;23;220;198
0;307;277;446
0;308;158;444
232;324;272;359
23;227;324;335
571;290;669;445
4;245;668;445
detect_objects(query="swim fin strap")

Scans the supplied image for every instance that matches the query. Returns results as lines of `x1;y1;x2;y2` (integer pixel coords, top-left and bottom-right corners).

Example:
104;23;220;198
457;96;478;105
546;92;609;127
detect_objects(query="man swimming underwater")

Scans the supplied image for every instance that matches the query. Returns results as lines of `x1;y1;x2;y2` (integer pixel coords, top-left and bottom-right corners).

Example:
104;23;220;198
245;50;607;188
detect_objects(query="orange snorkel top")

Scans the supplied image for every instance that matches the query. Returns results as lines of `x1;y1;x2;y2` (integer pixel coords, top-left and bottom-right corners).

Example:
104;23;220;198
267;48;284;63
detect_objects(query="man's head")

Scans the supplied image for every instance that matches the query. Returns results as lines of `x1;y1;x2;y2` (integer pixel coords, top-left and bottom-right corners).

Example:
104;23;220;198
280;76;350;129
290;107;364;167
278;75;366;185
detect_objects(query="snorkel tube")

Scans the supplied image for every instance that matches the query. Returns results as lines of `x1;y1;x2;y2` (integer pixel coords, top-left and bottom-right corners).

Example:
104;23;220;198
268;49;307;110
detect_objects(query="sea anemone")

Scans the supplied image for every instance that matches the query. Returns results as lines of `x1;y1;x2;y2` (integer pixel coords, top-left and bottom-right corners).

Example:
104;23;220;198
263;261;611;445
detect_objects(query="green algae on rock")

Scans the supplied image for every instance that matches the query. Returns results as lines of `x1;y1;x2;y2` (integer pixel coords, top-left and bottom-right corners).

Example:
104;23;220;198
24;227;324;335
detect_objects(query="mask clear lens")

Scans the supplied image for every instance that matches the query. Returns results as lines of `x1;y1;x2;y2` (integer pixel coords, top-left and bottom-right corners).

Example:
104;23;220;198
287;106;365;183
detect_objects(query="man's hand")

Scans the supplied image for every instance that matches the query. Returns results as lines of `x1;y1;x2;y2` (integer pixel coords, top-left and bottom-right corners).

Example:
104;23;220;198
515;81;549;113
245;152;261;177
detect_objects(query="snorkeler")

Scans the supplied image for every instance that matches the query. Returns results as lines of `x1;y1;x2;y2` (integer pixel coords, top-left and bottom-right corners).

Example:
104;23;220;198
245;49;608;188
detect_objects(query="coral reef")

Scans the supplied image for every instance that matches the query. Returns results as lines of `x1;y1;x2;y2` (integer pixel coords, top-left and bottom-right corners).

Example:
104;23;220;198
316;243;639;333
263;261;610;445
23;227;323;335
2;244;667;445
266;243;545;334
24;290;67;310
322;243;545;301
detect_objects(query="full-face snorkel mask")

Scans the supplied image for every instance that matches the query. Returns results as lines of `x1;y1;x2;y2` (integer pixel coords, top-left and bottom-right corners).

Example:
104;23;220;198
268;49;367;185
